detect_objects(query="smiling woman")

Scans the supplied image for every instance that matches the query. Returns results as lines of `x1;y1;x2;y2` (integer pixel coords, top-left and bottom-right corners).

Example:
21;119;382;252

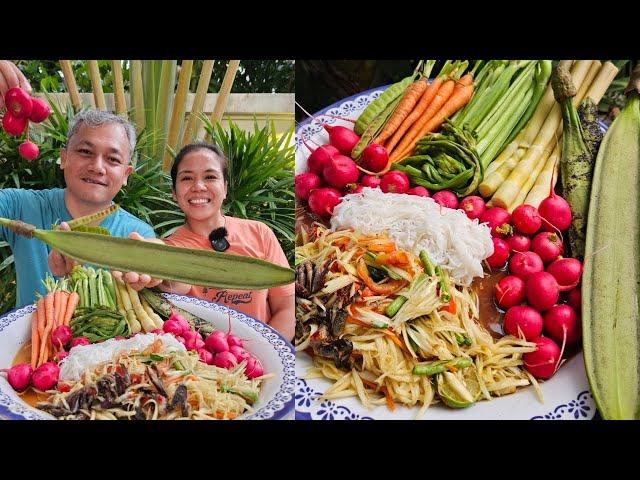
157;142;295;341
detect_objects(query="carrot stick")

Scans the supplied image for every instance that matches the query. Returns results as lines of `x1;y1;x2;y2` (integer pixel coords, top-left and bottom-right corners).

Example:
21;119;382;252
30;307;40;369
384;77;444;153
38;293;55;366
374;80;428;145
391;74;475;162
63;292;80;327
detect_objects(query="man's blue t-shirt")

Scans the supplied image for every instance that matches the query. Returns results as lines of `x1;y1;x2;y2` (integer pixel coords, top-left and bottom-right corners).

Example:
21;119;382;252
0;188;156;309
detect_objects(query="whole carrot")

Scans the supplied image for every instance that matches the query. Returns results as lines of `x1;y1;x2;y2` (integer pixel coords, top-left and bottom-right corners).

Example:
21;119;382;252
38;293;55;366
374;80;428;145
63;292;80;327
392;75;475;162
384;76;444;153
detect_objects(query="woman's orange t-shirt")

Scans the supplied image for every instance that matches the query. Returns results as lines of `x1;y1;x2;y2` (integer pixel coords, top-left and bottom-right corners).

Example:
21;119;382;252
164;217;294;323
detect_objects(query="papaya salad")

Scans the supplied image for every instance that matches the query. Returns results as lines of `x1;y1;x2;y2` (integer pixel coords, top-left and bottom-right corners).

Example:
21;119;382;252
296;190;540;414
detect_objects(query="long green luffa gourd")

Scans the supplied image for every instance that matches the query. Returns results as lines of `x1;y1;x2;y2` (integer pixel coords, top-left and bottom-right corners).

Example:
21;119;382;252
0;217;294;290
582;66;640;419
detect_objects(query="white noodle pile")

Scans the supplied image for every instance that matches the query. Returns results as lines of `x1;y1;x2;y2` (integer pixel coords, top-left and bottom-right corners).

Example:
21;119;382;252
330;188;493;286
60;333;186;382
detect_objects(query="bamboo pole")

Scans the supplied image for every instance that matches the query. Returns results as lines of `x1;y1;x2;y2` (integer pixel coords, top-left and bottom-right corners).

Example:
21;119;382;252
163;60;194;172
208;60;241;135
182;60;215;144
59;60;82;111
87;60;106;110
153;60;177;159
111;60;127;117
130;60;145;134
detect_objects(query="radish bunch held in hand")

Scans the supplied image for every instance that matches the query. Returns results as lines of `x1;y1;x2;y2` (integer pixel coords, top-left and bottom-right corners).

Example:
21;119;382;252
1;87;50;162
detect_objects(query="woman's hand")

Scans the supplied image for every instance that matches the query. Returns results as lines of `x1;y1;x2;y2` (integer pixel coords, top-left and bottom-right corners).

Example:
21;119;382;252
111;232;165;291
0;61;32;109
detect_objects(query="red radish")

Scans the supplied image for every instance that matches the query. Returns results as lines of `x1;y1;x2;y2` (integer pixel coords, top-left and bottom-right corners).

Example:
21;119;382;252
51;325;73;349
213;351;238;369
28;97;51;123
2;111;28;136
4;87;33;118
182;330;200;350
494;275;526;309
543;304;581;345
432;190;459;209
486;237;510;268
459;195;485;219
323;155;359;189
114;336;126;341
31;362;60;391
480;207;512;237
506;234;531;253
503;305;543;341
308;187;341;218
70;336;90;348
197;348;214;365
360;174;381;189
245;357;264;379
168;312;191;333
323;124;360;156
175;336;186;345
546;258;582;290
195;338;205;350
0;363;33;392
407;186;430;197
511;204;542;234
531;232;564;263
295;172;322;201
509;251;544;280
150;328;164;335
18;140;39;162
54;351;69;363
380;171;410;194
539;193;572;232
525;271;560;311
360;143;389;172
205;331;230;353
523;336;561;379
226;334;244;348
162;318;184;336
566;287;581;312
307;144;339;175
229;345;251;363
346;184;364;194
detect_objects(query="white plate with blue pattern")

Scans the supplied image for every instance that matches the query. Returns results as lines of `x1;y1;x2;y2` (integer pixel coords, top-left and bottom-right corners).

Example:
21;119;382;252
295;87;597;420
0;294;295;420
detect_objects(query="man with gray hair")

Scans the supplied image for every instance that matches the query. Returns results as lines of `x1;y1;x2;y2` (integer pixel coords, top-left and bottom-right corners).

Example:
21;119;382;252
0;61;156;307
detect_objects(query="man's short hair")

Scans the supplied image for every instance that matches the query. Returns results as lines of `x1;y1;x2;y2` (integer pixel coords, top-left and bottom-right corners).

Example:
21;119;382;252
67;109;137;160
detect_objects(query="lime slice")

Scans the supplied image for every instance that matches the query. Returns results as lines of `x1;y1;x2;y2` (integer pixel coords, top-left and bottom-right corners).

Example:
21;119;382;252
437;371;476;409
462;365;482;401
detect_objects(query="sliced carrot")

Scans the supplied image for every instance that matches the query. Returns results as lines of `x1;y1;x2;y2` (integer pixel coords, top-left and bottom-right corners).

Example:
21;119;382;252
382;386;396;411
356;259;407;295
383;329;411;355
346;315;372;329
439;299;457;315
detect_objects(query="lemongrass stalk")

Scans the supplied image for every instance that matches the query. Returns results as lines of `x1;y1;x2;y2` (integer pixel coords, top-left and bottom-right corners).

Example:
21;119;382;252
584;61;620;105
111;60;127;117
479;87;533;169
182;60;215;144
523;140;561;208
59;60;82;111
503;60;552;147
575;60;602;106
475;61;535;138
510;142;560;211
130;60;145;134
87;60;106;110
163;60;193;172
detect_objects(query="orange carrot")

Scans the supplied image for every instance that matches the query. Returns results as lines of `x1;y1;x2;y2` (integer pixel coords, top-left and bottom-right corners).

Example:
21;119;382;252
383;328;411;355
346;315;372;329
52;290;62;328
56;292;68;329
38;293;55;366
391;74;475;162
30;309;40;369
374;80;428;145
360;377;395;411
63;292;80;327
439;299;457;315
384;77;444;153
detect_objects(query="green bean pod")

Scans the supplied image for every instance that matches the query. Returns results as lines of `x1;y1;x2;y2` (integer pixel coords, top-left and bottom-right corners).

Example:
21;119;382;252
351;95;401;160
